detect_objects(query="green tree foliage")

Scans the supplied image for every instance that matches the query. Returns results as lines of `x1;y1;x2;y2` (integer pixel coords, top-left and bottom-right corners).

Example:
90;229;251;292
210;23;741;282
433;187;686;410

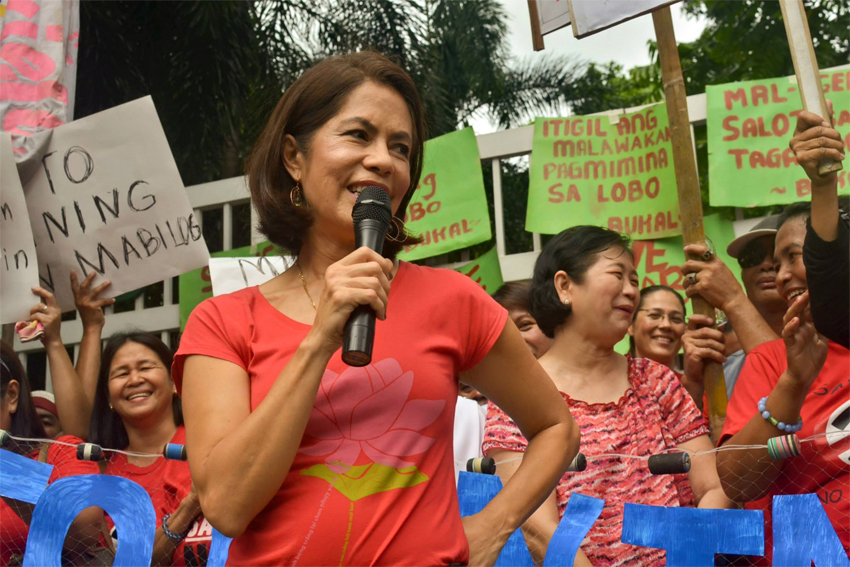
75;0;587;186
678;0;849;96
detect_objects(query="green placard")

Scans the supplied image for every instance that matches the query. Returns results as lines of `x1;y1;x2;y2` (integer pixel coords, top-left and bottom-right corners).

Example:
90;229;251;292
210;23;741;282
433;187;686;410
707;68;850;207
527;104;680;240
613;213;739;354
452;247;504;295
398;128;491;261
178;241;275;329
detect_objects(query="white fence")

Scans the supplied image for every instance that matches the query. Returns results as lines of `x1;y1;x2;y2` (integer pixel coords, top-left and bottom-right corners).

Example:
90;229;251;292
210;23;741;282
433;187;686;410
14;93;711;390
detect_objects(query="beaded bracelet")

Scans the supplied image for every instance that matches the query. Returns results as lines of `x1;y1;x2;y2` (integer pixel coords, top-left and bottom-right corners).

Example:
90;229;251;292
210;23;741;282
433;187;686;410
162;513;191;542
758;397;803;433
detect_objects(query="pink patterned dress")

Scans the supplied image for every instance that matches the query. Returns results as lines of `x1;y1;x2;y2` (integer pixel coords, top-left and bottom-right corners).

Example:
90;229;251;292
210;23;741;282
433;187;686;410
483;356;709;566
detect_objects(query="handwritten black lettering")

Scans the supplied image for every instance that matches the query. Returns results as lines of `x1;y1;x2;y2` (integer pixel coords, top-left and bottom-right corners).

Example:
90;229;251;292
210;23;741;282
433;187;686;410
93;188;120;224
39;263;55;292
42;207;69;243
73;201;86;234
128;180;156;212
137;228;161;257
75;243;120;277
1;202;12;220
64;146;94;184
41;151;57;194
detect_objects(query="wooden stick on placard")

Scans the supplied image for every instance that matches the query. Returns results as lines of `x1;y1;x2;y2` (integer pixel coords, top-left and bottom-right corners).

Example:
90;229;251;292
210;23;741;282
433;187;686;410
779;0;842;176
527;0;546;52
652;7;728;439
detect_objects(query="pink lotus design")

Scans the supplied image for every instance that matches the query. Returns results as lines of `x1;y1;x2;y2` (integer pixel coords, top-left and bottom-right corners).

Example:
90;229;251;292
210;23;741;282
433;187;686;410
299;359;445;473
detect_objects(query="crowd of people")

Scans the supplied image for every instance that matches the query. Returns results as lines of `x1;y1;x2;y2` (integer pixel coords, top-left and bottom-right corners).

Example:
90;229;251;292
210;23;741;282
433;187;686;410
1;51;847;567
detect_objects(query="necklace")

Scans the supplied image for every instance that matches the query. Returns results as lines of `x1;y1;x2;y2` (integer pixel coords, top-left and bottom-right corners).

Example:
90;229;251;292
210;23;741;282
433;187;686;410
296;260;317;311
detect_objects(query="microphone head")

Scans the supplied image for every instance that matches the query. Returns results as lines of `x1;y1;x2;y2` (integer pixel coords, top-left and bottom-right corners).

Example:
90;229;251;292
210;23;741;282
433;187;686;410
352;186;392;229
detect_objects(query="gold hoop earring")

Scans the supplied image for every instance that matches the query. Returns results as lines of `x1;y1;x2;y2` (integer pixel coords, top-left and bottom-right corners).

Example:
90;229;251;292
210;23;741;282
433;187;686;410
290;182;305;207
386;216;407;243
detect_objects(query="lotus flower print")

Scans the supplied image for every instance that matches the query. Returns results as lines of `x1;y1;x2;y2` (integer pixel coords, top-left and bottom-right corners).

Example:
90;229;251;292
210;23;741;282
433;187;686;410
299;358;445;473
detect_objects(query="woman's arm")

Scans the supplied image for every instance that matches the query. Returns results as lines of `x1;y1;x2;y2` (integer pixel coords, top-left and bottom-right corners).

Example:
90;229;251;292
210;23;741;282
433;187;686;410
29;288;91;439
716;293;827;502
182;249;394;537
72;271;114;406
676;435;734;509
462;322;579;566
150;490;202;567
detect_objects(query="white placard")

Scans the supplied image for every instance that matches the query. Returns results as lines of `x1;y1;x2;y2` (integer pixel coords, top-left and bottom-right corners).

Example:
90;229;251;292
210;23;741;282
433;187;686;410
538;0;571;36
568;0;680;38
1;134;40;323
209;256;293;297
23;97;210;311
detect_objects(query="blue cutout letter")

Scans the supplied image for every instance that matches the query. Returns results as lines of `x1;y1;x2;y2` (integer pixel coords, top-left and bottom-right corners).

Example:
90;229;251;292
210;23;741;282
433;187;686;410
621;504;764;566
772;494;850;566
457;471;534;567
24;475;156;567
543;494;604;566
207;528;233;567
0;448;53;503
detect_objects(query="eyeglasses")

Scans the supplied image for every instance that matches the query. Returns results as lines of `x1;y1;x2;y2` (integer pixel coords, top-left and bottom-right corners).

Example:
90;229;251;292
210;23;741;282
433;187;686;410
737;239;771;269
636;309;685;326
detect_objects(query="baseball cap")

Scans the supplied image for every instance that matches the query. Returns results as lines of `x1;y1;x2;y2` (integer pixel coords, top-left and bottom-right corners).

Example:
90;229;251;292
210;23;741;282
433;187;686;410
726;215;780;259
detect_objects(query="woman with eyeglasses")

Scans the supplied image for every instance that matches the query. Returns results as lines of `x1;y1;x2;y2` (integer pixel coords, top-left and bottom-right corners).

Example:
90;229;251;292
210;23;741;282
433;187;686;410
628;285;687;373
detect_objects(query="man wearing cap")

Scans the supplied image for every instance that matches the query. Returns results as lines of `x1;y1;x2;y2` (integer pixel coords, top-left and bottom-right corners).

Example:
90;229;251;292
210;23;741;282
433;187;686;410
679;217;787;400
31;390;63;438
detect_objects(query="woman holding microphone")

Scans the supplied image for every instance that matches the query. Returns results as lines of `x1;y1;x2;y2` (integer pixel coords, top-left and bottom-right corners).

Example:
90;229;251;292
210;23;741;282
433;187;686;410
175;52;578;566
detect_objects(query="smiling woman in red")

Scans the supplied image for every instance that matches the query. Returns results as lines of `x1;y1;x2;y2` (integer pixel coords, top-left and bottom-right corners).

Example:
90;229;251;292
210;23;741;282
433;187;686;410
174;52;578;567
75;332;212;567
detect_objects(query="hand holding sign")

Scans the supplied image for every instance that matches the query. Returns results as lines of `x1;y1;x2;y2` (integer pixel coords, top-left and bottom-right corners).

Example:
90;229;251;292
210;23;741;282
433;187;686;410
28;287;63;348
71;271;114;329
681;244;746;313
789;101;846;188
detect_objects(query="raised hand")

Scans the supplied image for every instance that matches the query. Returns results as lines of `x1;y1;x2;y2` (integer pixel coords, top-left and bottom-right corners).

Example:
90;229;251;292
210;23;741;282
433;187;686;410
29;287;63;348
71;271;115;329
682;244;745;311
782;291;827;390
789;100;845;186
682;314;727;385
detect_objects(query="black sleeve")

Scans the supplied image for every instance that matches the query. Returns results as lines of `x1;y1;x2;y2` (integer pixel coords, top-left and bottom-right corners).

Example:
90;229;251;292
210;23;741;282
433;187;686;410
804;216;850;349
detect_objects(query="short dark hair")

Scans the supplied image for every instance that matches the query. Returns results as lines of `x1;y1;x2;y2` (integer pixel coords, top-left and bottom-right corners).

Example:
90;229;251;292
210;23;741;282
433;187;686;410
629;285;686;355
246;51;425;259
1;340;47;453
90;332;182;450
492;281;532;313
777;201;812;230
530;226;632;338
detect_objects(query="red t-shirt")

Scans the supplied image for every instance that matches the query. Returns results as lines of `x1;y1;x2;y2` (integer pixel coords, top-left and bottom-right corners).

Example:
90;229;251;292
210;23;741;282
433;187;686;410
0;436;99;565
173;262;507;566
720;339;850;562
100;426;212;567
483;356;710;567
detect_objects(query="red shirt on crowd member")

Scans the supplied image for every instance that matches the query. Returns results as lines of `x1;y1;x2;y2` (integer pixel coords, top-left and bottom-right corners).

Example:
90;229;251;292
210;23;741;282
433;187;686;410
720;339;850;562
0;436;99;565
61;426;213;567
173;263;507;566
484;357;709;567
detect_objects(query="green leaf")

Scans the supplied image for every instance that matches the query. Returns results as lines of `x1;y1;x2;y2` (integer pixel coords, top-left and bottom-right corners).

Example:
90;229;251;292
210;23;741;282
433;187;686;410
301;462;429;501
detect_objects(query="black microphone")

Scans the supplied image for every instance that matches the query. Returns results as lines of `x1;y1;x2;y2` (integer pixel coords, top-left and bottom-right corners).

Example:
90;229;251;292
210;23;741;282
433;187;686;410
342;186;393;367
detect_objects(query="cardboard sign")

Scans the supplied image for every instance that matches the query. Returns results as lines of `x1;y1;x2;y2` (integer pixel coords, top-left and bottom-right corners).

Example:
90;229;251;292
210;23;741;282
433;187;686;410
210;255;293;297
452;247;504;294
179;241;276;329
537;0;571;35
567;0;680;38
1;133;39;323
707;68;850;207
22;97;210;312
399;128;491;261
527;104;680;239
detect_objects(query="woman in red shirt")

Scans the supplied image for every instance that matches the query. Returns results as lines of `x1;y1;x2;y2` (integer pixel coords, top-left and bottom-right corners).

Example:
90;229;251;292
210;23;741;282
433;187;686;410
175;51;578;567
78;332;211;567
485;226;734;567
